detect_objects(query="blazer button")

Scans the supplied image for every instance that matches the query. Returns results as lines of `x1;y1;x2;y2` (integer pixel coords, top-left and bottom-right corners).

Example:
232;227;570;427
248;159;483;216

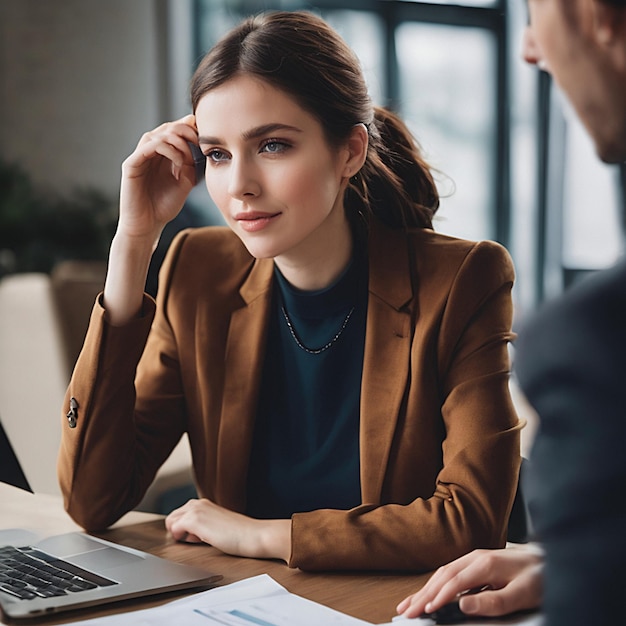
66;397;78;428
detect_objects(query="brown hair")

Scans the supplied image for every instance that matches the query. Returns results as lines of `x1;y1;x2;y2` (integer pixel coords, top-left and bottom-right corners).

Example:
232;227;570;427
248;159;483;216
191;10;439;231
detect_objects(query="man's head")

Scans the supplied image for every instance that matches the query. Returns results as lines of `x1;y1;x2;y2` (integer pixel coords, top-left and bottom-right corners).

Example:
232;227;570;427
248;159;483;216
523;0;626;162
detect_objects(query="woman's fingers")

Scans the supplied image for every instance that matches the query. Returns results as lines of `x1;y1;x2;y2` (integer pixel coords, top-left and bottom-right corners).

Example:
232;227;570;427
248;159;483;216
126;115;198;177
117;114;200;237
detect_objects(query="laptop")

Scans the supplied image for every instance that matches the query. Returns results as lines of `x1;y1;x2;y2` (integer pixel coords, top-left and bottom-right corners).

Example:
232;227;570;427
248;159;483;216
0;419;222;620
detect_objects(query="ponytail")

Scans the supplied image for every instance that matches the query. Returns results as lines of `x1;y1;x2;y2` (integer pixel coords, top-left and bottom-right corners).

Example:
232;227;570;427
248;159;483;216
346;106;439;231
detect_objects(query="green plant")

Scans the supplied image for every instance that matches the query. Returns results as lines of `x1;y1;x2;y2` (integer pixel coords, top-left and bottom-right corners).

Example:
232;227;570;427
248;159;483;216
0;160;116;276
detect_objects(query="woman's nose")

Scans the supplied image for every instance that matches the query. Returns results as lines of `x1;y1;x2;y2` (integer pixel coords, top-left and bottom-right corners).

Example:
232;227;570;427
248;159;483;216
228;158;261;199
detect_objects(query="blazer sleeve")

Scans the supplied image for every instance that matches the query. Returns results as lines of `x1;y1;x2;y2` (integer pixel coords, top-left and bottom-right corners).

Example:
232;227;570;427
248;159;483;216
57;236;189;531
289;240;522;571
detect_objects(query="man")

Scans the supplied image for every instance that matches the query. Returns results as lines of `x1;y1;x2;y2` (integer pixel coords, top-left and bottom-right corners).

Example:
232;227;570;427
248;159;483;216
396;0;626;624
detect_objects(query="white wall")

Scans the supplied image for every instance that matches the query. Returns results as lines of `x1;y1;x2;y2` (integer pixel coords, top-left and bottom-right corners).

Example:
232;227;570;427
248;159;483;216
0;0;173;197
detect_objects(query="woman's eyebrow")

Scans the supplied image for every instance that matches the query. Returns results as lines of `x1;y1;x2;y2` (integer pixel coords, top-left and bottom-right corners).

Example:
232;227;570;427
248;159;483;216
242;123;302;140
198;123;303;145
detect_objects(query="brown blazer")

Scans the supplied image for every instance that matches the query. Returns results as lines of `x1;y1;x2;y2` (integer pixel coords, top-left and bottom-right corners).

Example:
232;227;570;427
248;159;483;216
58;220;521;571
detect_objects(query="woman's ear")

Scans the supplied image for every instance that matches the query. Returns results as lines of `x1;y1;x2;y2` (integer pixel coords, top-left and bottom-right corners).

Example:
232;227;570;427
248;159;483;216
342;123;369;178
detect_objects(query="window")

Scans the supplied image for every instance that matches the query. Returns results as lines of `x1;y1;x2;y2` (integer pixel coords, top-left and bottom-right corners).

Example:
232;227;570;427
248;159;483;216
538;83;624;300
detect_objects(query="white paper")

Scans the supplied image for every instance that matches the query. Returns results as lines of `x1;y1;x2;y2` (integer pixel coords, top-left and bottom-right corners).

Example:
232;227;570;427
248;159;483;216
68;574;372;625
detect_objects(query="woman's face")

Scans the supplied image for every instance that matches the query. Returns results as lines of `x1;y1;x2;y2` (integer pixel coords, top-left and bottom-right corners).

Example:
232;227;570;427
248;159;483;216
195;74;356;276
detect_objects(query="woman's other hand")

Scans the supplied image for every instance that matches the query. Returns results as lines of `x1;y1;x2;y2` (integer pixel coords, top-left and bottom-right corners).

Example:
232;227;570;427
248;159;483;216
396;546;543;619
165;498;292;563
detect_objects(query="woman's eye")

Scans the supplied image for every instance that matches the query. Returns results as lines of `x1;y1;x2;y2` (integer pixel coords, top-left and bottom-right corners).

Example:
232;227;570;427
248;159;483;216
206;149;229;164
260;140;290;154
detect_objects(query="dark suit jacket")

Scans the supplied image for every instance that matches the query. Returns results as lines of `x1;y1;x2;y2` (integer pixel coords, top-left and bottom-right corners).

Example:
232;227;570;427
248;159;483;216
516;257;626;625
58;220;521;571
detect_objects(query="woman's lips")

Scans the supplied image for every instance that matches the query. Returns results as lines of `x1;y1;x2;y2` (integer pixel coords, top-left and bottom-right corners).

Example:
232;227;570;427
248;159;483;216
234;211;281;232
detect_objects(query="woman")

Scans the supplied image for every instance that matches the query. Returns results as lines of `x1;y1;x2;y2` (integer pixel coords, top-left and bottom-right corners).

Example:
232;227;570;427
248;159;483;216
58;11;521;572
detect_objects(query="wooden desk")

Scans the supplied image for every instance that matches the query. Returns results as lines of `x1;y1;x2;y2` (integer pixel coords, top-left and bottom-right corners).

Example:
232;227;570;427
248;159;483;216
0;484;430;624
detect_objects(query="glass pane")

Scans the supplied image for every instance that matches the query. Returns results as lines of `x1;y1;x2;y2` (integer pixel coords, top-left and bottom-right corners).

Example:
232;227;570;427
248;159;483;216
561;110;623;269
396;23;496;241
321;11;385;105
196;0;243;52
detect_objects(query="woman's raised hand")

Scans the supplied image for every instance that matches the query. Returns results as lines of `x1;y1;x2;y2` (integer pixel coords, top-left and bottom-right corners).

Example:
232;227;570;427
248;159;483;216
103;115;200;326
119;114;200;241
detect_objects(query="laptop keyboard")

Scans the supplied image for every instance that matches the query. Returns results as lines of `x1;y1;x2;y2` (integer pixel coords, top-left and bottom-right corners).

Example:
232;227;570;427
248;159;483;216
0;545;118;600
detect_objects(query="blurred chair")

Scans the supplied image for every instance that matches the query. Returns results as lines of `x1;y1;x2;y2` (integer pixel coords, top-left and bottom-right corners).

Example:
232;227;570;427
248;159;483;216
50;260;107;373
0;273;67;495
0;265;194;513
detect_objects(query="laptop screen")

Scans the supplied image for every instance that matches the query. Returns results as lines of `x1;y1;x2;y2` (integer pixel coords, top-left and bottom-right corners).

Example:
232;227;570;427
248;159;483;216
0;416;32;492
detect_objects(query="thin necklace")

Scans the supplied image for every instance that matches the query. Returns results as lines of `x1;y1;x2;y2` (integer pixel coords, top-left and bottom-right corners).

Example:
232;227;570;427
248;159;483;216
280;305;355;355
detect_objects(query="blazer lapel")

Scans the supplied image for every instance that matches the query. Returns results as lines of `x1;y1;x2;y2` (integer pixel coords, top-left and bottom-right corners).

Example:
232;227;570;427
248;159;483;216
360;223;414;503
215;258;274;511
